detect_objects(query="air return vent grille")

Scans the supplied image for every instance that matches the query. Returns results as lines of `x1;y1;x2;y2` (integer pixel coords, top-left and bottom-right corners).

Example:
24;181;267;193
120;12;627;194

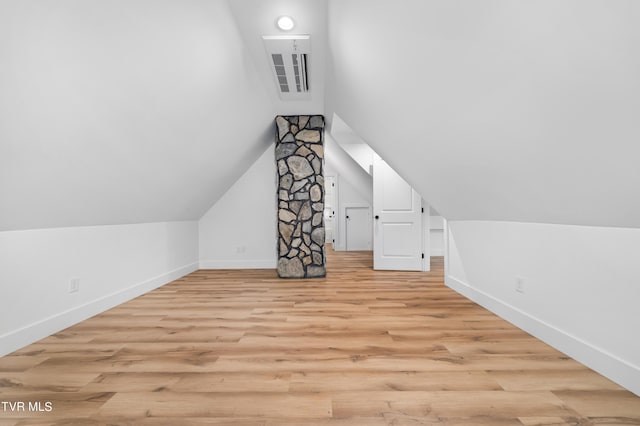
291;53;308;92
263;35;311;100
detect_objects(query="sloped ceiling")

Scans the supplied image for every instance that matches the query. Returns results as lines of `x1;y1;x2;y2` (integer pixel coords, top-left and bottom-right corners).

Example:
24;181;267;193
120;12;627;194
324;133;373;205
0;0;277;231
5;0;637;232
326;0;640;228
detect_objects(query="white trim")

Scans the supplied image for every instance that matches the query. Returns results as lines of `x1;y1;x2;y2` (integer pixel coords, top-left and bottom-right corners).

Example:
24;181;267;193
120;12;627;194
199;259;276;269
443;218;449;276
325;174;338;248
0;262;199;357
331;174;346;251
430;248;445;256
445;275;640;397
421;200;431;272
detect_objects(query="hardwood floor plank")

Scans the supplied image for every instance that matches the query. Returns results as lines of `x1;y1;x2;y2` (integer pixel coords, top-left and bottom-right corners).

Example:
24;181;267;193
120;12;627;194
97;392;332;418
0;372;99;394
80;372;183;393
444;340;565;355
0;248;637;424
170;372;291;393
518;417;576;426
0;355;49;373
289;371;502;392
24;353;220;375
490;370;625;392
553;390;640;419
263;419;389;426
138;418;268;426
330;390;575;418
10;343;124;358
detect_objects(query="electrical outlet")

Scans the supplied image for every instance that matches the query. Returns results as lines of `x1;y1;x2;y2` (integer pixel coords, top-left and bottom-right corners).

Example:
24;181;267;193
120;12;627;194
515;276;525;293
69;278;80;293
235;246;246;254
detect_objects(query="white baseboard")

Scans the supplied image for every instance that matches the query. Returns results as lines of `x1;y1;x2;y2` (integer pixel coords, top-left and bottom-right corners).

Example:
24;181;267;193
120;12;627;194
445;275;640;397
199;259;276;269
430;248;445;256
0;262;199;357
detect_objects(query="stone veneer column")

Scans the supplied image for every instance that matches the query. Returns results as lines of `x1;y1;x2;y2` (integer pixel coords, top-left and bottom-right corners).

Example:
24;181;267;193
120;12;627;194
275;115;326;278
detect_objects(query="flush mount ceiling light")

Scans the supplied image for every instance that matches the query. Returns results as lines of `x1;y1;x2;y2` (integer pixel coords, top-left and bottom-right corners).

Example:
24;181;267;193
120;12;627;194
277;16;295;31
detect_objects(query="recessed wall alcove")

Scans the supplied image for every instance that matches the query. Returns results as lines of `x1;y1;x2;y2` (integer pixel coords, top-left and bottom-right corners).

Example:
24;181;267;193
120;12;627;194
274;115;325;278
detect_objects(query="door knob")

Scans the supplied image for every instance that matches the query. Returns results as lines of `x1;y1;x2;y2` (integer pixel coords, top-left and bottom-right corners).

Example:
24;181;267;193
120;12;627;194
375;215;379;220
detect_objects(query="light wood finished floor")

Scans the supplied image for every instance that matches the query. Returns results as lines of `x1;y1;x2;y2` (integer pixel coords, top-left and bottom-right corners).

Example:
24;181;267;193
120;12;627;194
1;248;639;425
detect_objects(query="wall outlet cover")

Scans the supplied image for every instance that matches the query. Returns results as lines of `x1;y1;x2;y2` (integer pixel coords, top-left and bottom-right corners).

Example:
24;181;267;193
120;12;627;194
69;278;80;293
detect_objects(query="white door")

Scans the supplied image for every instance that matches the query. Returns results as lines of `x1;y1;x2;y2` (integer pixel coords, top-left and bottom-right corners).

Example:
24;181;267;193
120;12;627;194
345;206;372;250
373;154;423;270
324;176;336;245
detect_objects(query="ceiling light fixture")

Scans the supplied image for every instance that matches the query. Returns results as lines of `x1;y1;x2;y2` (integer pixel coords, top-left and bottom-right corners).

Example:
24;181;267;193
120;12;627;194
277;16;295;31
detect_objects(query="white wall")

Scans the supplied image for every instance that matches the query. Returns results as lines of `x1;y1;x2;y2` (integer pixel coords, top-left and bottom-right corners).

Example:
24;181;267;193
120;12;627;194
330;113;375;174
339;144;373;175
446;221;640;396
327;0;640;228
0;221;198;357
199;146;277;269
0;0;275;231
325;133;373;205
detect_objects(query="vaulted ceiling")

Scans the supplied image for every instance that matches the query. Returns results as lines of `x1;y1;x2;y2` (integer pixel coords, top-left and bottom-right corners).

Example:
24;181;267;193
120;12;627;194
2;0;639;232
326;0;640;228
0;0;296;231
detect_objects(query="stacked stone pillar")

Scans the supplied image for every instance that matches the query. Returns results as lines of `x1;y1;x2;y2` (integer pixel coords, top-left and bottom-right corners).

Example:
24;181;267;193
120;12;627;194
275;115;325;278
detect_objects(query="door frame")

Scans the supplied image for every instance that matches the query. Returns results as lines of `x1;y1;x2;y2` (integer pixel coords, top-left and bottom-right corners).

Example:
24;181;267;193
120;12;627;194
421;200;431;272
324;174;338;247
342;202;372;251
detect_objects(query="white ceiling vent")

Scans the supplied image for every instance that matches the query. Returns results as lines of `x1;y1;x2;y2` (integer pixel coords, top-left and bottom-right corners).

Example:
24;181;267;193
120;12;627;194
263;35;311;100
